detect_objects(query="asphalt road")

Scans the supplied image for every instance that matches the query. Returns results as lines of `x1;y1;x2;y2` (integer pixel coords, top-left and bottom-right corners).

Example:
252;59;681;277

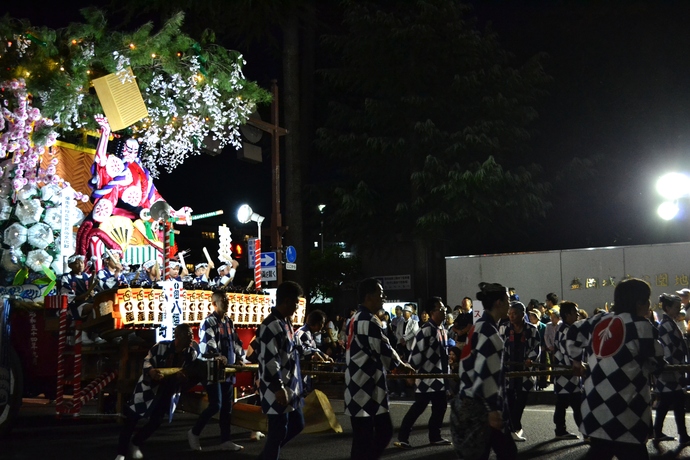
6;397;690;460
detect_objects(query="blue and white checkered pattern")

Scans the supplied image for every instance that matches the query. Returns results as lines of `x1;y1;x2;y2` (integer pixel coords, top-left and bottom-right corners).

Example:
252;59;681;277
345;306;403;417
97;268;126;290
295;324;323;359
257;311;303;415
60;272;91;304
553;321;581;395
127;340;199;418
656;313;688;393
566;312;664;444
502;321;540;392
199;312;243;383
408;320;448;393
458;312;506;413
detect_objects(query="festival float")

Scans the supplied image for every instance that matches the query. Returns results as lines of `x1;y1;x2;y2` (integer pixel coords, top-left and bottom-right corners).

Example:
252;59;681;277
0;11;321;437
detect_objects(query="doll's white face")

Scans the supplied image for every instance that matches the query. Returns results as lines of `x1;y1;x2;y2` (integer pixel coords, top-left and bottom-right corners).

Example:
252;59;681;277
122;138;139;163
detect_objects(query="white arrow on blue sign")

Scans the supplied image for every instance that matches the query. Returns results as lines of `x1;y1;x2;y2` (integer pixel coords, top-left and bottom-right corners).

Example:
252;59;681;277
261;252;276;268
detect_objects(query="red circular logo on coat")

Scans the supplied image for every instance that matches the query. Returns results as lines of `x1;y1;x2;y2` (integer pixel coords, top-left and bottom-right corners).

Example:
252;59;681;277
592;316;625;358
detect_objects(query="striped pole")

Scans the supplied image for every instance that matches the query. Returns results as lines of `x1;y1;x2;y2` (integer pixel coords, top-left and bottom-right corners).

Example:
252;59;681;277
55;297;68;414
71;319;82;416
164;221;172;280
254;238;262;291
75;371;118;408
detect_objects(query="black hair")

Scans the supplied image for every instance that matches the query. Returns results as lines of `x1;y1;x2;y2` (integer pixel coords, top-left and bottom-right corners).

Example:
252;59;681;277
546;293;559;304
614;278;651;315
509;301;525;315
276;281;304;305
475;282;507;311
307;309;327;326
659;293;682;311
357;278;381;303
559;301;578;318
211;291;226;304
425;296;444;315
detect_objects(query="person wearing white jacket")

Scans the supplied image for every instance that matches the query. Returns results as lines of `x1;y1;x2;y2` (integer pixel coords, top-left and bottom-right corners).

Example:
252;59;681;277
395;304;420;353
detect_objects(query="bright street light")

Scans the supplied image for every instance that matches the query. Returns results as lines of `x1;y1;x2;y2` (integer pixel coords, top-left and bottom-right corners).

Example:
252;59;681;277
237;204;265;225
237;204;266;290
658;201;680;221
656;172;690;200
237;204;265;240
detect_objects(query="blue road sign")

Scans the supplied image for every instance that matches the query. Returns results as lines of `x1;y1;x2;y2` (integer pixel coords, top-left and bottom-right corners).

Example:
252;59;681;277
285;245;297;263
261;252;277;268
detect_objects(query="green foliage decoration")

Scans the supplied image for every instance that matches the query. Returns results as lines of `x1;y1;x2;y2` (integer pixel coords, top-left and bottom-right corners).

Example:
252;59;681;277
0;9;271;176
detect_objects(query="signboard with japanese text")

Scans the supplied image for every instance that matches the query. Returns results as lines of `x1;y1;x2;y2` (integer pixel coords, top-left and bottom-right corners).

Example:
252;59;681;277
375;274;412;291
159;280;182;342
446;241;690;314
261;268;277;282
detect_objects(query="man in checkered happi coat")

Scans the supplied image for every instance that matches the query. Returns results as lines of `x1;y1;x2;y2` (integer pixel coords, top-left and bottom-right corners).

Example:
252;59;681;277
552;301;582;440
652;293;690;444
116;323;199;460
451;282;517;460
502;301;540;441
345;278;415;460
394;296;452;449
566;278;665;459
188;291;245;451
256;281;306;460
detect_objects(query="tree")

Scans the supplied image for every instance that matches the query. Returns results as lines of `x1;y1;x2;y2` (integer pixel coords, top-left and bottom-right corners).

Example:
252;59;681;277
116;0;317;293
316;0;551;298
0;10;270;177
307;245;361;305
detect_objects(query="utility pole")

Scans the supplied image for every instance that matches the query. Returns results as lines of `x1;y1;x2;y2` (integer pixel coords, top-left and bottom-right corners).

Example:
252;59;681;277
247;80;288;285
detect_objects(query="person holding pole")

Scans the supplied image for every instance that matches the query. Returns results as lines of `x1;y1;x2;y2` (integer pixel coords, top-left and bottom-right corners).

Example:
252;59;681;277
187;291;244;451
394;296;451;449
345;278;414;460
449;282;517;460
567;278;664;459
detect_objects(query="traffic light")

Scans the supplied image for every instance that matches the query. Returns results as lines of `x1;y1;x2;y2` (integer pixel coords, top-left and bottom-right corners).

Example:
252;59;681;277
232;242;244;260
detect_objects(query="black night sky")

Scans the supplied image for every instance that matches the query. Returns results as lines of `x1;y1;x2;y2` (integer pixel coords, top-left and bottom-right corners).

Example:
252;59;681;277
5;0;690;256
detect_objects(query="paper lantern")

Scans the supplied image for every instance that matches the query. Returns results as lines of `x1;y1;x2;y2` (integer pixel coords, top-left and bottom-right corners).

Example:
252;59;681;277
17;185;38;201
26;249;53;272
0;181;12;197
41;184;63;203
92;67;149;132
43;207;62;230
4;222;28;247
27;223;54;249
51;260;64;277
15;199;43;225
0;197;11;222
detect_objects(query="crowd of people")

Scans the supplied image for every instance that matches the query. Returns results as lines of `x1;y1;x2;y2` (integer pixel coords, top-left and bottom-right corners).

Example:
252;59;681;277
94;273;690;460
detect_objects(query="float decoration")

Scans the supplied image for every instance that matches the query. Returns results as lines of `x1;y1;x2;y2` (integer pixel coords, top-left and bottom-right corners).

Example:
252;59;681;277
0;10;271;178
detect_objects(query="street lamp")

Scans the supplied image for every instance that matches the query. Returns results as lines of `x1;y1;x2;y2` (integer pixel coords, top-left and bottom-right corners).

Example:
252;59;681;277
656;173;690;221
318;204;326;254
237;204;265;289
237;204;265;239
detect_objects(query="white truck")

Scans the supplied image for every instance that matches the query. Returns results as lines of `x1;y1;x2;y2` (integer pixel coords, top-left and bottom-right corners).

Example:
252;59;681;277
446;242;690;313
